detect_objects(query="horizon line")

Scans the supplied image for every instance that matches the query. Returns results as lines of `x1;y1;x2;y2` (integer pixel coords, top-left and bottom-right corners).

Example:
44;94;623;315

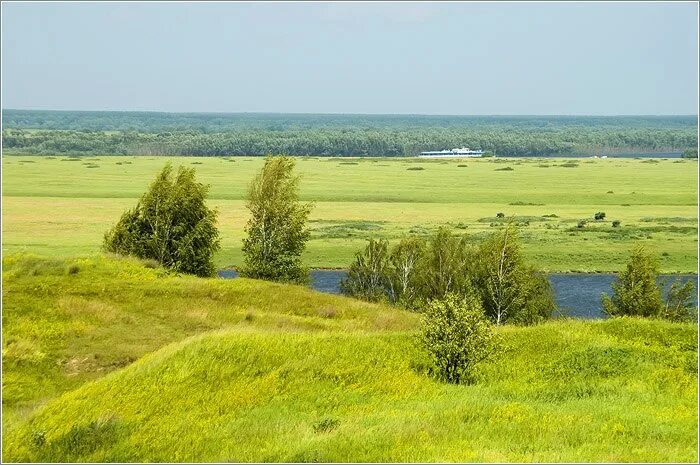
3;108;698;118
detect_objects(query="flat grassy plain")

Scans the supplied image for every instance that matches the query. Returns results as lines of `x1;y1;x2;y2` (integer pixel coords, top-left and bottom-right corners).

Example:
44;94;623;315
2;155;698;272
2;255;697;462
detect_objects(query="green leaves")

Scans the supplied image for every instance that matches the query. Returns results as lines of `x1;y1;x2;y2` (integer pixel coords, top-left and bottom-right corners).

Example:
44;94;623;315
421;293;500;384
240;156;312;284
472;223;556;325
602;246;664;318
340;238;390;302
341;224;556;325
103;163;220;277
603;245;697;322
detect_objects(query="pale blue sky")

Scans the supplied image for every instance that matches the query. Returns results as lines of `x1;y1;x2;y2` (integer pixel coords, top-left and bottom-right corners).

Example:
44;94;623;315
2;1;698;115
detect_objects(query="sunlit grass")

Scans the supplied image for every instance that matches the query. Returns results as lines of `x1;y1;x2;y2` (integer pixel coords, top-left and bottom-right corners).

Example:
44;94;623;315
2;254;697;462
2;156;698;272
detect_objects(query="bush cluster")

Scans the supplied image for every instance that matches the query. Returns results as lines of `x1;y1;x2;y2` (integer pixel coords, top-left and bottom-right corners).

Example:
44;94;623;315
341;223;556;326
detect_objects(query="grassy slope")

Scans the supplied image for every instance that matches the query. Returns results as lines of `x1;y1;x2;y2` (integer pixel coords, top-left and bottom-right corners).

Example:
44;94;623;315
2;156;698;272
2;255;698;462
1;255;413;429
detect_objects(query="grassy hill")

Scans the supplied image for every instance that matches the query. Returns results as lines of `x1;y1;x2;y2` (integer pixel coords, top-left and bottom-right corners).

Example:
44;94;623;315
2;255;698;462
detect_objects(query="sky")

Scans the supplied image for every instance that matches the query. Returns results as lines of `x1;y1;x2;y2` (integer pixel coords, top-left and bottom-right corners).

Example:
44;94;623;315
1;1;698;115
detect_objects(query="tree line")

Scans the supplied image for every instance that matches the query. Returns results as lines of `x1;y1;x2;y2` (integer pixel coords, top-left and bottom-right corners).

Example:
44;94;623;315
3;127;696;157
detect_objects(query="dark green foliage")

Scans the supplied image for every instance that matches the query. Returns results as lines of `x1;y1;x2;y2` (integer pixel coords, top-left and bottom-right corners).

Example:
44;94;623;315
31;431;46;448
496;212;505;218
33;417;126;462
663;280;698;322
594;212;606;220
577;220;587;228
420;293;500;384
4;111;696;157
341;225;554;325
340;239;389;302
471;224;556;325
103;164;220;277
407;166;425;171
612;220;621;228
495;167;514;171
602;246;664;318
682;148;698;158
312;418;340;433
240;156;312;284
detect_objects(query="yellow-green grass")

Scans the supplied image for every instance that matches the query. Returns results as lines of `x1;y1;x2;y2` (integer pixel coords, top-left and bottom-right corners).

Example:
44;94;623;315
2;255;698;462
2;155;698;272
1;254;412;425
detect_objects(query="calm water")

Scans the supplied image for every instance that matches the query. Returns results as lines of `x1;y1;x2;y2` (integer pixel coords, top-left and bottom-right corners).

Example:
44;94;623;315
217;269;697;319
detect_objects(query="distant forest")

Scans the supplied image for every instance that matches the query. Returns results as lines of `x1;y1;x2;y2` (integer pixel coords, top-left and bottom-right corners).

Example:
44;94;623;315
2;110;697;157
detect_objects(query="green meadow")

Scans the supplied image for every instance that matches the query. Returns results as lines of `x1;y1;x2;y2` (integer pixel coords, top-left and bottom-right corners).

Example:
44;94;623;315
2;155;698;272
2;255;697;462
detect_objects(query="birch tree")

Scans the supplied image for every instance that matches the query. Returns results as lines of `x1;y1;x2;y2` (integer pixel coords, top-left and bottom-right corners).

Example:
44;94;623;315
472;222;555;325
240;156;312;284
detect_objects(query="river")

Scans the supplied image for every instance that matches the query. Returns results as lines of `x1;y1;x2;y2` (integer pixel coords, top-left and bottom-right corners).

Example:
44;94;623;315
217;269;697;319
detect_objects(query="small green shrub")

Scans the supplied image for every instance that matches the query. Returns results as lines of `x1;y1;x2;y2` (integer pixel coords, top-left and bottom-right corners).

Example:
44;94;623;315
594;212;606;220
496;212;505;218
577;220;587;228
420;293;499;384
313;417;340;433
407;166;425;171
495;167;514;171
31;430;46;448
612;220;621;228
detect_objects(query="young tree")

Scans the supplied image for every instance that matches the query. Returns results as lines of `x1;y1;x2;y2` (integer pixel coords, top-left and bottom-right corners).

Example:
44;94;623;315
103;163;220;277
240;156;312;284
472;223;555;325
421;292;500;384
601;245;664;318
386;236;426;307
340;238;389;302
663;280;697;322
420;227;472;301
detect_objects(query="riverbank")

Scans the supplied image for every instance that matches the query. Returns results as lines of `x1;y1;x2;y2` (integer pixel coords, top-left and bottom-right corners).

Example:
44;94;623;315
217;268;698;319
